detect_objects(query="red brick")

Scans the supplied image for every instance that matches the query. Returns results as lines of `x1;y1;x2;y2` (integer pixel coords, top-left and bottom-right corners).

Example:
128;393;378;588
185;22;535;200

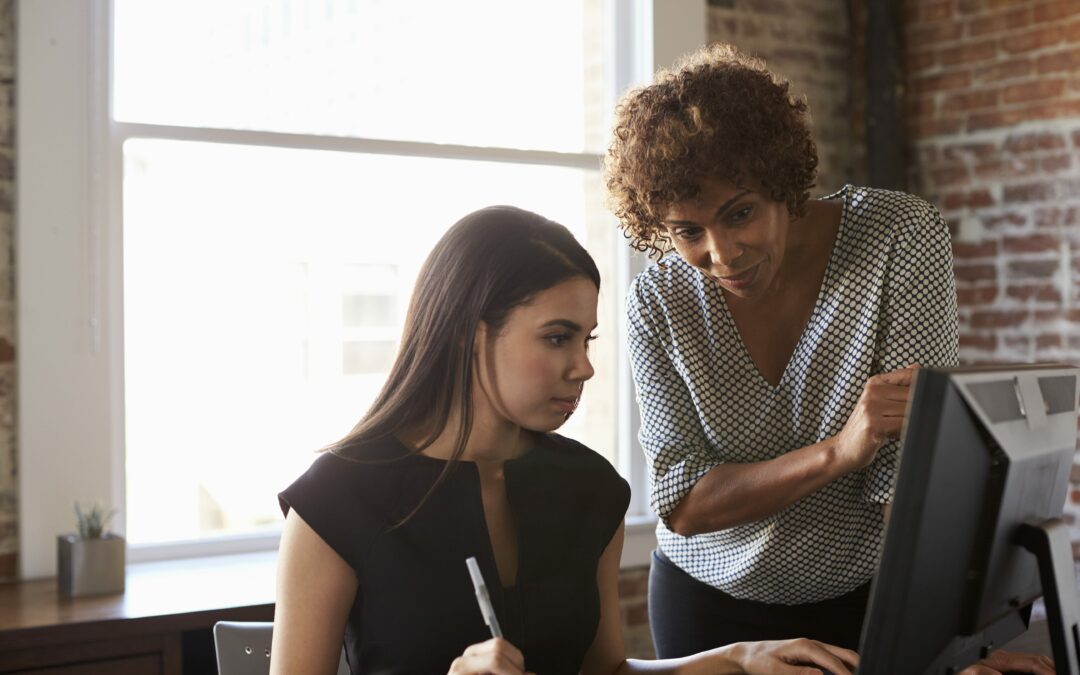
943;189;996;210
931;165;972;186
969;107;1031;131
981;211;1028;229
957;286;1000;305
907;49;939;71
911;116;966;137
1004;234;1060;253
909;21;965;46
1037;333;1064;349
1004;333;1032;349
1003;181;1056;203
0;338;13;363
971;309;1029;328
909;1;955;23
955;263;999;282
912;70;974;94
1002;25;1065;53
1004;130;1067;153
943;88;1000;112
1041;154;1074;173
1037;206;1080;228
960;334;998;351
969;6;1033;35
1007;259;1059;279
973;58;1035;84
1003;78;1067;103
943;142;999;161
940;40;1000;66
1032;99;1080;120
974;157;1037;180
1036;46;1080;74
959;0;1029;14
908;95;939;118
1006;284;1063;302
954;240;999;258
1068;18;1080;42
1033;0;1080;23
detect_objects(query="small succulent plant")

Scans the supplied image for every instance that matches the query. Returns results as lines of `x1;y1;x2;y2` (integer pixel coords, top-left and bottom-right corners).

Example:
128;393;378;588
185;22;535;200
75;502;115;539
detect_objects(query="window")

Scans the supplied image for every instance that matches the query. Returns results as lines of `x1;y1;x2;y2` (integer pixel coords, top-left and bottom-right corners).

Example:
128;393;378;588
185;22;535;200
18;0;704;574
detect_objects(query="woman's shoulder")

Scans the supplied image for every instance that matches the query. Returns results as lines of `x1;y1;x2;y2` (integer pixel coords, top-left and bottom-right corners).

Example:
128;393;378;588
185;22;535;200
280;438;415;507
627;253;705;321
843;185;945;229
536;433;630;497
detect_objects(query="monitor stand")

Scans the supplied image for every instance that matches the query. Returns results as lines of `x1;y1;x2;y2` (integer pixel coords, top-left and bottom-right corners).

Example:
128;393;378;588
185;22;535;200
1019;518;1080;675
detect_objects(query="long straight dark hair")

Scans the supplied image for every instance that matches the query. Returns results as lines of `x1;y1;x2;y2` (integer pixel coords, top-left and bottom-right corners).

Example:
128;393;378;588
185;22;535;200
329;206;600;518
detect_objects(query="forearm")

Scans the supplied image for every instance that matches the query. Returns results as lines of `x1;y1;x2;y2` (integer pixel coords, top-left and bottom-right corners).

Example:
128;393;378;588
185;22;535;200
667;436;851;536
609;645;747;675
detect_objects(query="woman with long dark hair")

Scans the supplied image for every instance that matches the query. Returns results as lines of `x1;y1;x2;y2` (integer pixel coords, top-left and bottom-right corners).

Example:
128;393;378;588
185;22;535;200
270;206;858;674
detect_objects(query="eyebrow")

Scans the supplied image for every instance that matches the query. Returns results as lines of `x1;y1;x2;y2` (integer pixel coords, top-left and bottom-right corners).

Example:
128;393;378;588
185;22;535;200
540;319;598;332
663;189;752;227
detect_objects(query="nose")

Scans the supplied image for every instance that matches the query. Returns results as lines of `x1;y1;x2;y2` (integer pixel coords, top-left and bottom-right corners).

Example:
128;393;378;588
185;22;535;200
570;346;595;384
705;230;741;268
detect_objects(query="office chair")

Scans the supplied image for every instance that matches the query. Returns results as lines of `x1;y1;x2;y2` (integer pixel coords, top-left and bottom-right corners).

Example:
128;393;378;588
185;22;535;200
213;621;349;675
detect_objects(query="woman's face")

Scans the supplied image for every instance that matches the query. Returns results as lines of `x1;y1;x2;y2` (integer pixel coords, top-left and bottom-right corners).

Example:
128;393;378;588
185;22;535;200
473;276;598;433
661;178;791;300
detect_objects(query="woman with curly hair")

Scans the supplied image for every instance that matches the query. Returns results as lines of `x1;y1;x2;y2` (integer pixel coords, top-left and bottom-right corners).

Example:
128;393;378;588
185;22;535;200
605;43;968;657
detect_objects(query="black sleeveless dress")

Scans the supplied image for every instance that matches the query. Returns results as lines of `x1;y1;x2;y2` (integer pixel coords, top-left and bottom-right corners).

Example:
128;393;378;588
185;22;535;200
278;432;630;674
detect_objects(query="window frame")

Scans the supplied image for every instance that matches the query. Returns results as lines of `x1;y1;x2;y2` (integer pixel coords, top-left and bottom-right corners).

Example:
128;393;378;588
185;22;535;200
16;0;705;577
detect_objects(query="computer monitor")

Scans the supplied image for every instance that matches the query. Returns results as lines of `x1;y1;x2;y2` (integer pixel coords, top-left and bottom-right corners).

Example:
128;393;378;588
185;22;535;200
858;364;1080;674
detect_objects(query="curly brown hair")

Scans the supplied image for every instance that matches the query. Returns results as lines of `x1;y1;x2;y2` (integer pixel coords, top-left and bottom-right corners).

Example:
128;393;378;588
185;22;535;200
604;43;818;259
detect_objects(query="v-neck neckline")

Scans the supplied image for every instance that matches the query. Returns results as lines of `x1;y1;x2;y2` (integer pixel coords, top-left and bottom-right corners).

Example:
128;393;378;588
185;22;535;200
400;438;538;591
711;185;851;393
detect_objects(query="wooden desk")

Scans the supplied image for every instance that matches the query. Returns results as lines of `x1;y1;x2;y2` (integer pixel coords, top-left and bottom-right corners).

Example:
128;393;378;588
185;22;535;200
0;552;276;674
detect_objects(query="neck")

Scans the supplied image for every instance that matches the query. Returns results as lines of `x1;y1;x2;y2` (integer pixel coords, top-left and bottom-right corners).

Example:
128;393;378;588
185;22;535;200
402;405;529;465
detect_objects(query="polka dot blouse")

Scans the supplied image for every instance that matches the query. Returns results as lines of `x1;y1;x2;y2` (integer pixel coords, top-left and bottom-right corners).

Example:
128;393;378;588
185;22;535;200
626;185;960;604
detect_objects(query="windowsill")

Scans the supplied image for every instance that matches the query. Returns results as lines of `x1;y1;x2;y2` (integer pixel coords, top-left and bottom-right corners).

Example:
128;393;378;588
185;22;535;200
123;515;659;577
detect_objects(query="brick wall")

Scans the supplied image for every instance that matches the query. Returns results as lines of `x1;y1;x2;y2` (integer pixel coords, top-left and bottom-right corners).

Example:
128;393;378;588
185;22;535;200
707;0;864;195
902;0;1080;549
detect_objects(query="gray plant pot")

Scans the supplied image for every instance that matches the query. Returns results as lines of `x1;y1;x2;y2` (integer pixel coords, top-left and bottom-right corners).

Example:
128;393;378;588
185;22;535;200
57;533;126;597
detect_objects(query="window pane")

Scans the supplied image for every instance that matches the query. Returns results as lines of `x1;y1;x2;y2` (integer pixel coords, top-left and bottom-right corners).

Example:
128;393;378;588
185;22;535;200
123;139;617;545
113;0;608;153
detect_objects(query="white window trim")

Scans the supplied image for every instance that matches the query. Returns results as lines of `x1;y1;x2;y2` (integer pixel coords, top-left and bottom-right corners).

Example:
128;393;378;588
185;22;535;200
16;0;704;578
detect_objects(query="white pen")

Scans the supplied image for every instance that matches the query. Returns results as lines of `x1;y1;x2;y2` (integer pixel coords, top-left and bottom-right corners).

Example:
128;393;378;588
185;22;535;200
465;556;503;639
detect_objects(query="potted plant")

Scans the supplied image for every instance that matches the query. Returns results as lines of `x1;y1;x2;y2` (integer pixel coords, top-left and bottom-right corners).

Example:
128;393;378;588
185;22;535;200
57;502;125;597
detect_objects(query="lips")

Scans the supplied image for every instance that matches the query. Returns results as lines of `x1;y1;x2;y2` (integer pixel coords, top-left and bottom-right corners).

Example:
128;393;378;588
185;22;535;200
714;262;759;290
551;397;580;414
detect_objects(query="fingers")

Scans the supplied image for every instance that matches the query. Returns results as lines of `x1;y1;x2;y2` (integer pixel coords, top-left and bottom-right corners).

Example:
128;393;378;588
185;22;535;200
876;365;920;387
449;639;526;675
777;639;854;675
978;649;1055;675
820;643;860;670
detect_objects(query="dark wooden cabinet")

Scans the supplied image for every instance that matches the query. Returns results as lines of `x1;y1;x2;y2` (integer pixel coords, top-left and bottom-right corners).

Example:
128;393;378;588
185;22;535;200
0;552;276;674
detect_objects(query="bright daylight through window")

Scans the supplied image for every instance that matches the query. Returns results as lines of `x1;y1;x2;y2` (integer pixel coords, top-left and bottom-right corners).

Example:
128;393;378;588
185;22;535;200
115;0;622;548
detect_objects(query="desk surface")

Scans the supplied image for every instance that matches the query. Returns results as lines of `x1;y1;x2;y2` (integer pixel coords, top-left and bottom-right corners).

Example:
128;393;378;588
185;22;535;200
0;551;277;649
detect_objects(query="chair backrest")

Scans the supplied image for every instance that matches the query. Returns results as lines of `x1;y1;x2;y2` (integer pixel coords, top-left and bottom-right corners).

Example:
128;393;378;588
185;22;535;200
213;621;349;675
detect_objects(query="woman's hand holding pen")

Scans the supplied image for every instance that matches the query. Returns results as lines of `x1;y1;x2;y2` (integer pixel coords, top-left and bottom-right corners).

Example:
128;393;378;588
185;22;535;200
448;638;534;675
